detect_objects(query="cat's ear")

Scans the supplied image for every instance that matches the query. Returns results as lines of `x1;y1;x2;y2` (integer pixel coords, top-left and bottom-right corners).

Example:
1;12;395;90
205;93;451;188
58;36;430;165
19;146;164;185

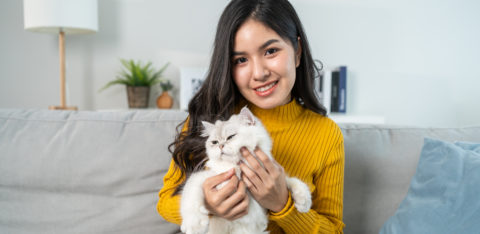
201;121;215;137
240;106;256;126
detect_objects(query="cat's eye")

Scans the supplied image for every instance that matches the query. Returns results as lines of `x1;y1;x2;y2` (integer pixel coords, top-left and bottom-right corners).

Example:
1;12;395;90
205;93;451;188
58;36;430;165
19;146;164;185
211;140;218;145
227;134;236;140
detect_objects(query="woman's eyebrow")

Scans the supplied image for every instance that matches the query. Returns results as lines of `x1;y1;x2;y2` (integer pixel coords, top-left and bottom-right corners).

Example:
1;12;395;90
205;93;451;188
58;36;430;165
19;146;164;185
259;39;279;51
232;39;280;56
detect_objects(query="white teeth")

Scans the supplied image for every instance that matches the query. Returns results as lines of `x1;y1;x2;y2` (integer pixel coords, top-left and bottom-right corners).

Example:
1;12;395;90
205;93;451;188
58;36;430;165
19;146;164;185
256;82;276;92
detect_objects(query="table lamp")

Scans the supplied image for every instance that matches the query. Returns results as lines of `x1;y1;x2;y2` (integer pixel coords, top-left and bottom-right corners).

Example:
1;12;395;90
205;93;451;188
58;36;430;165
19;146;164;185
23;0;98;110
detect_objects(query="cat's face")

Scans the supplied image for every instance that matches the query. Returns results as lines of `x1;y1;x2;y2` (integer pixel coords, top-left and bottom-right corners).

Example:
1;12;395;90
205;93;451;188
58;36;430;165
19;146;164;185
202;107;256;164
203;120;242;164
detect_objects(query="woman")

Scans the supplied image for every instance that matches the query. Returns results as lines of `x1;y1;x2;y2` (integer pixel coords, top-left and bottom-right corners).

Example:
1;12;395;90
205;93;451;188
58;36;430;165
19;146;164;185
157;0;345;233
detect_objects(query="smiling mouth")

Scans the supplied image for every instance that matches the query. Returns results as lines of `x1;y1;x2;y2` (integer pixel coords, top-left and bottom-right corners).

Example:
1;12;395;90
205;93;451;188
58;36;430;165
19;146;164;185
254;81;278;96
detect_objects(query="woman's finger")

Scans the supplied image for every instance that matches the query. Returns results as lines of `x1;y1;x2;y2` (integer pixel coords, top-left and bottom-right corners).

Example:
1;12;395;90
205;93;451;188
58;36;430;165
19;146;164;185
203;172;238;209
203;168;235;190
239;160;261;192
223;181;249;220
240;147;269;180
241;173;256;192
230;208;248;221
226;197;249;220
213;179;246;217
253;147;278;175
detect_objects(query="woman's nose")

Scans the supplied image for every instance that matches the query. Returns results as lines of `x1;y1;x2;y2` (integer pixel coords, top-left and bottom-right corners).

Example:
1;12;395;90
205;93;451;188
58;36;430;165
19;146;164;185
252;59;269;81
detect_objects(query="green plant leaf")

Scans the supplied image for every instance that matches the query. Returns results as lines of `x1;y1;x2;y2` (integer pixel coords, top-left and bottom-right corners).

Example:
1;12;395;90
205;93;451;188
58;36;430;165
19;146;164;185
160;79;173;91
99;59;171;92
98;79;129;92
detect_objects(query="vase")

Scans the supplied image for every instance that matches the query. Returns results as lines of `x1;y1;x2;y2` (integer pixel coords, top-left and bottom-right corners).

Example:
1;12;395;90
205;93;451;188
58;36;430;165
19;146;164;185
126;86;150;108
156;91;173;109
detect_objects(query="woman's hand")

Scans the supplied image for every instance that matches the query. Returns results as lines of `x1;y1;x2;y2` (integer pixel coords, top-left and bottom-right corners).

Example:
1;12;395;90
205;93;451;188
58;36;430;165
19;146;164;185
239;147;289;213
202;168;249;220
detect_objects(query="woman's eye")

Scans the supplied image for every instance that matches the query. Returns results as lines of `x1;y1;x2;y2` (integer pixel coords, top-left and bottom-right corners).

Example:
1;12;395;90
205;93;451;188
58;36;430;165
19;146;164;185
211;140;218;145
234;57;247;65
265;48;277;55
226;134;236;140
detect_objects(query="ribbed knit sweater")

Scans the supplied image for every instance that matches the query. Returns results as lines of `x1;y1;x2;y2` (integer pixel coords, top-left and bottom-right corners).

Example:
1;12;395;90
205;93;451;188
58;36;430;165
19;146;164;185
157;100;345;233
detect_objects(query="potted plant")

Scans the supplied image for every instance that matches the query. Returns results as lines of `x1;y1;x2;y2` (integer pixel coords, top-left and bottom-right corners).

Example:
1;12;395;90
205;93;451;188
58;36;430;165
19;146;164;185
100;59;169;108
156;80;174;109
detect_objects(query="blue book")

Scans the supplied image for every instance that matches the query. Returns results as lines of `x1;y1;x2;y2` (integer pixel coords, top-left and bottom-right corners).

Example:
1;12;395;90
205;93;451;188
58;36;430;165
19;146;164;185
330;70;339;112
338;66;347;113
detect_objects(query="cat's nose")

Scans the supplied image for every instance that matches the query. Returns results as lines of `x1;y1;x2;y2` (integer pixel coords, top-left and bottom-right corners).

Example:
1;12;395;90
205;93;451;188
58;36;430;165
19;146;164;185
219;144;224;150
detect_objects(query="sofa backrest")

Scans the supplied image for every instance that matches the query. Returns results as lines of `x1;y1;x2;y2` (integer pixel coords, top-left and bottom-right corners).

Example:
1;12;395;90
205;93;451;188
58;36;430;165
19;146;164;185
2;109;479;234
0;109;187;234
341;124;480;234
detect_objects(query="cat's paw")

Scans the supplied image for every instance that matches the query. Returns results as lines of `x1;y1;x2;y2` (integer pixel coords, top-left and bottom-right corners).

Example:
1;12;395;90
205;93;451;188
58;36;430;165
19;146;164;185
288;178;312;213
181;214;209;234
199;205;209;215
292;190;312;213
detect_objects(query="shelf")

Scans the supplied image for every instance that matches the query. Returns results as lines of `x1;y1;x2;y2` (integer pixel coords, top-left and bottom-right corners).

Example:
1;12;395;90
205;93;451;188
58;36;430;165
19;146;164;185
96;109;384;125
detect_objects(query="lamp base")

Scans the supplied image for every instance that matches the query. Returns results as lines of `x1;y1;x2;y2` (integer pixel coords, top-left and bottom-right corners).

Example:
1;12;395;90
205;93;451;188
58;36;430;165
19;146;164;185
49;105;78;111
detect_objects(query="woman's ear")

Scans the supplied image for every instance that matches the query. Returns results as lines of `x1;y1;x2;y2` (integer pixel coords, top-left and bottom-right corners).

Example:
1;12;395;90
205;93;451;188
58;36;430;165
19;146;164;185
295;37;302;68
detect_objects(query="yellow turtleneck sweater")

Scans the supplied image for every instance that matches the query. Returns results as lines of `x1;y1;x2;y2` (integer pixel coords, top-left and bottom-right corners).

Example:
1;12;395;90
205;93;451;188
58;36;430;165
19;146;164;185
157;100;345;233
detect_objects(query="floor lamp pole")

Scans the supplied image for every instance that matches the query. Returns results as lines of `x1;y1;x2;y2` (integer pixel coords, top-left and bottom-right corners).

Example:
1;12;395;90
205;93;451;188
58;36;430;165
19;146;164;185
49;30;77;110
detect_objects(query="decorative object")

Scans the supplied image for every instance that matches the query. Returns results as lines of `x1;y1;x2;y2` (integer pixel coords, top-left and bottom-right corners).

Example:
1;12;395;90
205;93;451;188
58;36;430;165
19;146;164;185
380;138;480;234
156;80;174;109
180;67;208;110
127;86;150;109
23;0;98;110
100;59;169;108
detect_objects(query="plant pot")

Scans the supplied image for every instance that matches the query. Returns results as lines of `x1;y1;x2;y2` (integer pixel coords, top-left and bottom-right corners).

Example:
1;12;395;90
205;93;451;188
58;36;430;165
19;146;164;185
156;91;173;109
126;86;150;108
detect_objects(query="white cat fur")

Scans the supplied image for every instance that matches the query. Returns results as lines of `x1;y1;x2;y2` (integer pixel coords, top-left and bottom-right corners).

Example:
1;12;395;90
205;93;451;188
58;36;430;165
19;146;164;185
180;107;312;234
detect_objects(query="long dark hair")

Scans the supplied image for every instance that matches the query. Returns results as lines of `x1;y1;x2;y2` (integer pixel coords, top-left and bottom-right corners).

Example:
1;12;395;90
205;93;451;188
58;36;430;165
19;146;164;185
170;0;326;194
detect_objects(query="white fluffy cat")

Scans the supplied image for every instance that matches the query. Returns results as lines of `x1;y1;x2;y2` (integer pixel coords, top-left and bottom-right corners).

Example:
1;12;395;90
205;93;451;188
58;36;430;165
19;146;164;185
180;107;312;234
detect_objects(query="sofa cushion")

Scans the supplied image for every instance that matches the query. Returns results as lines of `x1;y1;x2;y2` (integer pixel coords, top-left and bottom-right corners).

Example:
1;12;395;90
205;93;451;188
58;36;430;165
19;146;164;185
380;138;480;234
0;109;187;234
341;124;480;234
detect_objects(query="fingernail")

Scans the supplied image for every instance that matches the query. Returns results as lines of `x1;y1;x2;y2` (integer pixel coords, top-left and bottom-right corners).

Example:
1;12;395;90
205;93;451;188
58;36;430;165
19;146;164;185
224;169;234;178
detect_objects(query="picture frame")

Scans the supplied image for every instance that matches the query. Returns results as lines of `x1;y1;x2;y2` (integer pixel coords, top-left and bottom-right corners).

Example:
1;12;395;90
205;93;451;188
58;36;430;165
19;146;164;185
180;67;208;110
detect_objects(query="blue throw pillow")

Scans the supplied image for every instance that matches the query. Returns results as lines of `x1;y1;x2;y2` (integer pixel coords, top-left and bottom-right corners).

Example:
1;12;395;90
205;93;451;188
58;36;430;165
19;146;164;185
380;138;480;234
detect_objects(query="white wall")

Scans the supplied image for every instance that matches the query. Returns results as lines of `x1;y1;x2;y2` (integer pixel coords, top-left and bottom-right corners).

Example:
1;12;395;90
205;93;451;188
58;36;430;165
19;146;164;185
1;0;479;127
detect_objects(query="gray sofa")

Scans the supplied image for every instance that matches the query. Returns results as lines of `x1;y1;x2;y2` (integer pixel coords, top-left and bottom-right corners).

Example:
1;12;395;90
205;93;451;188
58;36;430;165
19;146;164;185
1;109;479;234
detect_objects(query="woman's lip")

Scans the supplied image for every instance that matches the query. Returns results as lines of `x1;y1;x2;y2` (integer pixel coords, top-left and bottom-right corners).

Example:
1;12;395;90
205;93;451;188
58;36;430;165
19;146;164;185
254;81;278;97
253;81;278;90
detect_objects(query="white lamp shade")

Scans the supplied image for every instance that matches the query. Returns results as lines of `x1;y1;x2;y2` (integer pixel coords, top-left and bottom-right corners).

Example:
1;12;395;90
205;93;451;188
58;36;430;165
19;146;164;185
24;0;98;34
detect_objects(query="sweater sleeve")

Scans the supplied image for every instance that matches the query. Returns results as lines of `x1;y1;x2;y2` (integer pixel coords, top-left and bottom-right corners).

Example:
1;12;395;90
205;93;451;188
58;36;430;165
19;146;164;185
156;159;184;225
269;127;345;233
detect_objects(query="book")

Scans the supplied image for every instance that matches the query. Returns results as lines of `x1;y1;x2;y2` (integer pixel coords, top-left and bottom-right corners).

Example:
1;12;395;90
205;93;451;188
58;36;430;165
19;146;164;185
331;70;339;112
314;69;322;104
319;69;331;114
338;66;347;113
330;66;347;113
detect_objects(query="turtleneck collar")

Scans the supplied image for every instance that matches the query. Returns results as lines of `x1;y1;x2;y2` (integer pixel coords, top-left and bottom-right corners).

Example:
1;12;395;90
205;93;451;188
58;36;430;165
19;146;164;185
246;99;305;127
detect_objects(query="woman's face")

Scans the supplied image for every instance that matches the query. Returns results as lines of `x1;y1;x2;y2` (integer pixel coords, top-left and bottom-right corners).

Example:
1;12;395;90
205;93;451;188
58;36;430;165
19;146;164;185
232;19;301;109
